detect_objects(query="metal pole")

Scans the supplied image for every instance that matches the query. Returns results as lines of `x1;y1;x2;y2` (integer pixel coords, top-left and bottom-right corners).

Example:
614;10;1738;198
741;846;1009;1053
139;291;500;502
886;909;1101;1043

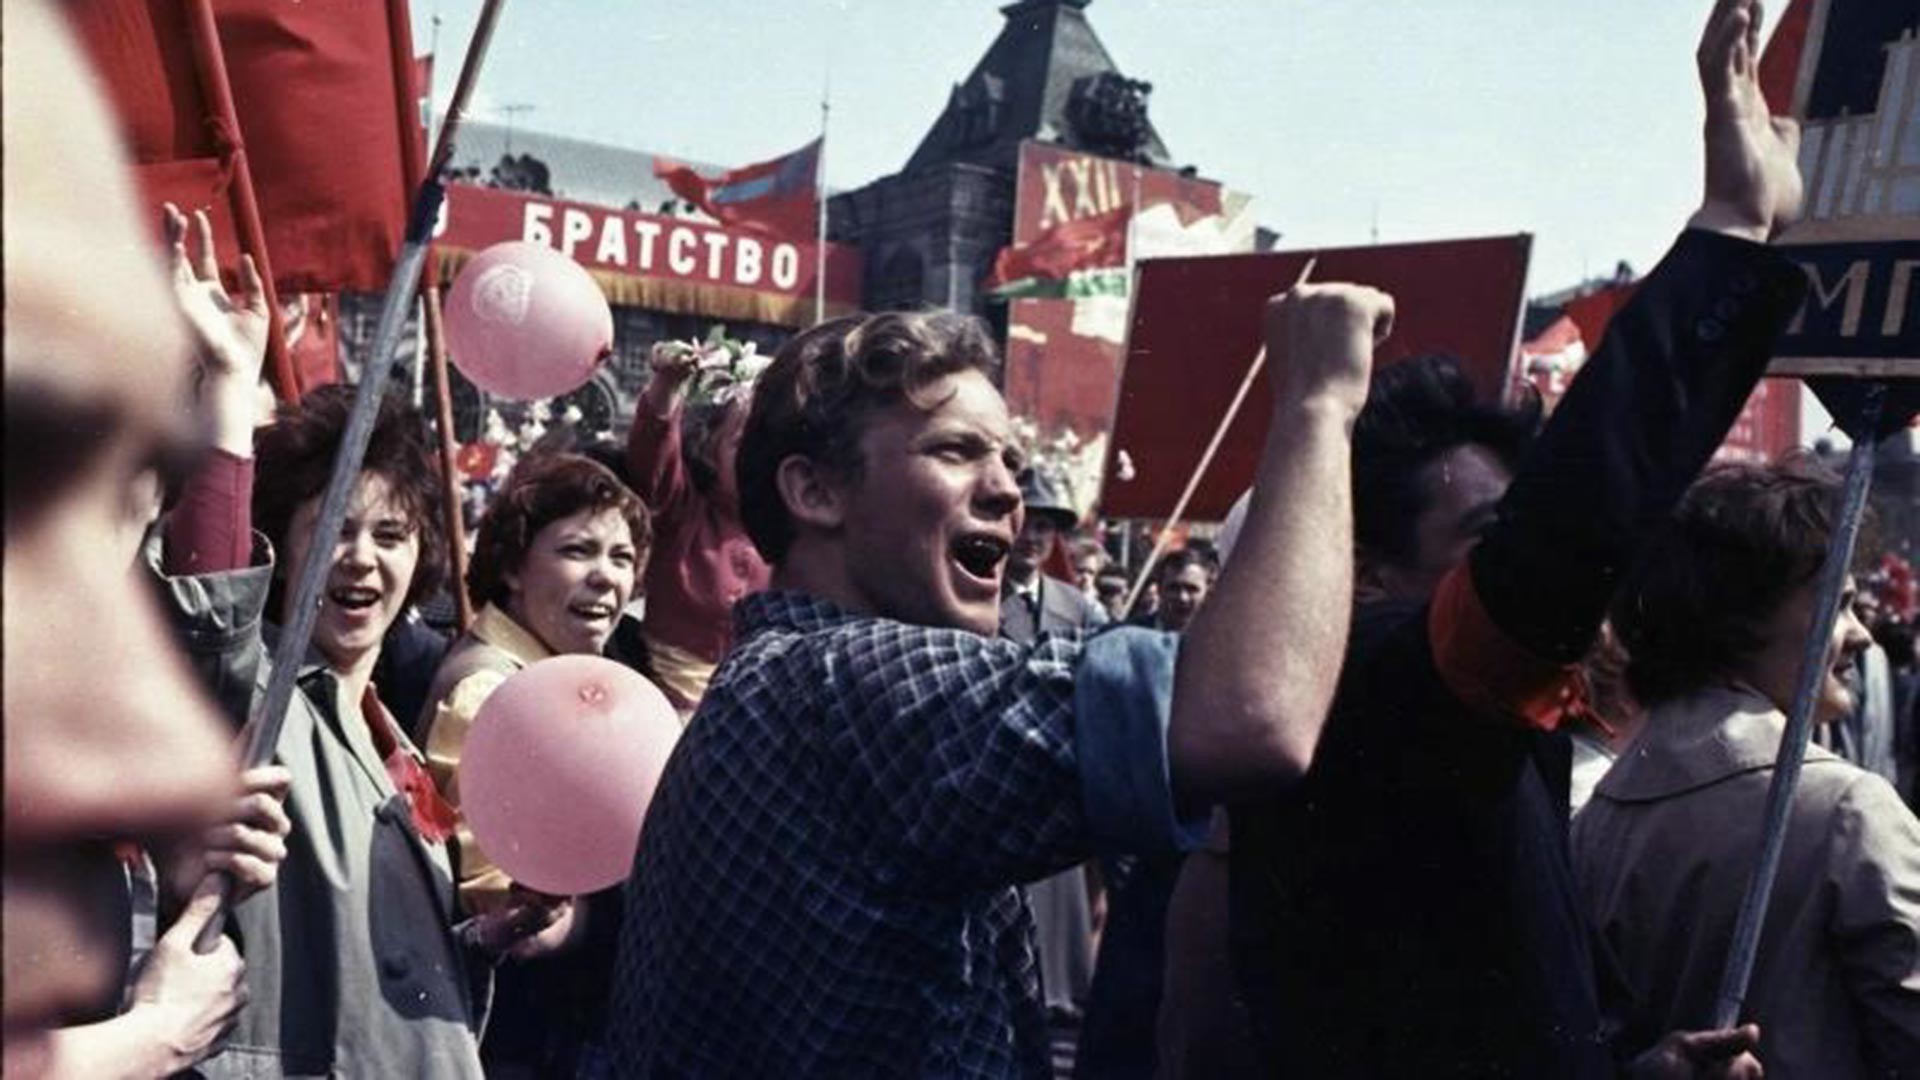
1710;383;1886;1027
197;0;510;953
815;77;830;325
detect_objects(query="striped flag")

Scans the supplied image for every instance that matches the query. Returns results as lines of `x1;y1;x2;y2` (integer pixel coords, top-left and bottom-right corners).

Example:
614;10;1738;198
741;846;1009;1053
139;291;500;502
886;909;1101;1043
983;205;1131;299
654;138;821;240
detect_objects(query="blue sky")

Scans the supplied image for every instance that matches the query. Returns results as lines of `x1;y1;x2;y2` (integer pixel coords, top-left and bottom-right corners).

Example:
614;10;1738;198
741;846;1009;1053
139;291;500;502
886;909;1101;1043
416;1;1784;297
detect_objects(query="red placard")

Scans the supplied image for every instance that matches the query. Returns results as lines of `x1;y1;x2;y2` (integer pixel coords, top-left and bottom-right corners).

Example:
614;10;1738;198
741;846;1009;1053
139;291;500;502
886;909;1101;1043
1103;235;1532;522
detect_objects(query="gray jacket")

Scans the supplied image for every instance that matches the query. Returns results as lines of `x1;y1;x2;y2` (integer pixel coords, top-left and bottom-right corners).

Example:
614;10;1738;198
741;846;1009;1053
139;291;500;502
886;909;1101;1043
1573;684;1920;1079
150;542;484;1078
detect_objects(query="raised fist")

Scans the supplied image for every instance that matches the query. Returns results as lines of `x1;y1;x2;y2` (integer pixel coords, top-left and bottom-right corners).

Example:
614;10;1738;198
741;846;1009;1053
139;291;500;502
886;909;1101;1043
1262;281;1393;420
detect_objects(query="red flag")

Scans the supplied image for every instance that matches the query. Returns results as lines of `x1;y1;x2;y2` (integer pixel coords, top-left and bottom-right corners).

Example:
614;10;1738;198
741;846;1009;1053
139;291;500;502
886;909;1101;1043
654;138;821;240
456;442;501;481
285;294;342;390
67;0;425;294
1758;0;1815;114
983;205;1131;293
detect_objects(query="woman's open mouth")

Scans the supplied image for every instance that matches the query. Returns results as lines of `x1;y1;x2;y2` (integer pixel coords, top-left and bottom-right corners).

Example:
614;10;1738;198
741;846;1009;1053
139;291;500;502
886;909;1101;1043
569;600;617;624
328;585;381;614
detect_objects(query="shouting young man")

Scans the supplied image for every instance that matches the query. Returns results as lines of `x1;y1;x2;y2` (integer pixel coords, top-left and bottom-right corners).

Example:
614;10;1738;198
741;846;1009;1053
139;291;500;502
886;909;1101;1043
608;280;1391;1073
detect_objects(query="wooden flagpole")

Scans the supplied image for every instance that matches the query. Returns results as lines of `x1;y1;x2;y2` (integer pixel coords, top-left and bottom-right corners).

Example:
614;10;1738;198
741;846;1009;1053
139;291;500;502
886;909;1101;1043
424;286;475;632
395;0;474;633
183;0;298;401
1121;256;1317;615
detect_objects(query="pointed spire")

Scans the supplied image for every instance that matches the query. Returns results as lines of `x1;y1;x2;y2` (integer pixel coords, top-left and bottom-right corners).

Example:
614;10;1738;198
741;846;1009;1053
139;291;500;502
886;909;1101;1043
904;0;1166;174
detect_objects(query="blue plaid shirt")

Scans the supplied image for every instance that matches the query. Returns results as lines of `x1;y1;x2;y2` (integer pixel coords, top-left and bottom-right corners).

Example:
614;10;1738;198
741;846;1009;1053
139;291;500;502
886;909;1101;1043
607;590;1194;1077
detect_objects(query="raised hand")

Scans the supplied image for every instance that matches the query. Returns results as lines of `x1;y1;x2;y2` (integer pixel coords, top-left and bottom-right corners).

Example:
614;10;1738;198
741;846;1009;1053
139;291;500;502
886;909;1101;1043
1690;0;1803;242
1262;281;1393;422
648;340;702;382
165;203;270;452
165;203;269;382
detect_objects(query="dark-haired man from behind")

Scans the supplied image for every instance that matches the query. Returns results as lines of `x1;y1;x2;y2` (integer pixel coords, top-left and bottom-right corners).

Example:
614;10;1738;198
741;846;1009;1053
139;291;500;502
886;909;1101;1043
1229;0;1806;1075
610;271;1392;1074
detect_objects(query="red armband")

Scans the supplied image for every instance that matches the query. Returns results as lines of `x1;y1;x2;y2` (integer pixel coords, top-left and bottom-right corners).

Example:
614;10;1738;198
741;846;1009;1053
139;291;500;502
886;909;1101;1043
1427;564;1586;732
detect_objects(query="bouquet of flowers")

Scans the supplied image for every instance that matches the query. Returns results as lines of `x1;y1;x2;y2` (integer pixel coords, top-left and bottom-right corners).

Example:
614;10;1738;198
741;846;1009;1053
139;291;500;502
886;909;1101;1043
654;325;771;409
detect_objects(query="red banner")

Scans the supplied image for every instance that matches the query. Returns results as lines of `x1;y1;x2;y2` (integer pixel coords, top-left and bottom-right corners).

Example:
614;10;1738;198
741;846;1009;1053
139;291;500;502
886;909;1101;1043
433;184;862;328
67;0;423;294
1001;142;1253;517
1103;236;1532;522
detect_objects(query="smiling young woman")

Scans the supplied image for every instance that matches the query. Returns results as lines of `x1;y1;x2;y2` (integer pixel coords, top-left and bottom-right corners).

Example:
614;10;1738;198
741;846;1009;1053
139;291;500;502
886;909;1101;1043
417;452;651;1077
421;452;651;915
147;383;496;1077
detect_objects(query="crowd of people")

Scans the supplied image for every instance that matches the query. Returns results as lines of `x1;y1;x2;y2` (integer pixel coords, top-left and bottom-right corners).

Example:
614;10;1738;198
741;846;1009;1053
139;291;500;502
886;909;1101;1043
6;0;1919;1077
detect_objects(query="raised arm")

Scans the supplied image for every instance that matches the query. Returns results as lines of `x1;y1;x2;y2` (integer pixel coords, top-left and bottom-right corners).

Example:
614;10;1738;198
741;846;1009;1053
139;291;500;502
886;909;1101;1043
1454;0;1806;700
1169;284;1389;802
625;341;700;510
160;203;267;577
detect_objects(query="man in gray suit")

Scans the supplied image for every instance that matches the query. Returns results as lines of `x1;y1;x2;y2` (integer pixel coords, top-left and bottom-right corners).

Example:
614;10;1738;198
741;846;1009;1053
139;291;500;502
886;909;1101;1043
1000;467;1107;1052
1000;468;1108;645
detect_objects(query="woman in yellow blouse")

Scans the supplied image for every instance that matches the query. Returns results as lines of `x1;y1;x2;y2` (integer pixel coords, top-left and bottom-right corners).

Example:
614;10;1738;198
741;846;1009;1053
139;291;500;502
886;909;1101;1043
421;452;651;1077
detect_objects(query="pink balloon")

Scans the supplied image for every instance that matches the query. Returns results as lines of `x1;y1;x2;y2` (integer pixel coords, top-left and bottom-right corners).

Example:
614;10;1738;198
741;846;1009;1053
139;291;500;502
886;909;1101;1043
444;240;613;401
458;655;680;895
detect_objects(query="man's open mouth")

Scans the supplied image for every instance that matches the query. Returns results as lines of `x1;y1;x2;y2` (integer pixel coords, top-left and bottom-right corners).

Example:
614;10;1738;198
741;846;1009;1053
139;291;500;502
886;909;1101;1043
570;601;617;621
951;533;1010;581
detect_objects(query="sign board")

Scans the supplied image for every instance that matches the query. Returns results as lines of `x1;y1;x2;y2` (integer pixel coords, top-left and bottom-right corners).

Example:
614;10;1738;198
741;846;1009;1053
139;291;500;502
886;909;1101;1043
433;183;862;328
1769;0;1919;377
1102;235;1531;522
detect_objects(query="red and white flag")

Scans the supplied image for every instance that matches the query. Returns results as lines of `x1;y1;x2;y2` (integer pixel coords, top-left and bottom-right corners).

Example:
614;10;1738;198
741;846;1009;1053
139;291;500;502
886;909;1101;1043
983;205;1132;298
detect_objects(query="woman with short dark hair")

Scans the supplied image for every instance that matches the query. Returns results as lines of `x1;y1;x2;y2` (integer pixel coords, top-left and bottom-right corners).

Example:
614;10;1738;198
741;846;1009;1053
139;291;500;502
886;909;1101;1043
419;451;651;1077
155;382;499;1078
1574;459;1920;1077
421;451;650;915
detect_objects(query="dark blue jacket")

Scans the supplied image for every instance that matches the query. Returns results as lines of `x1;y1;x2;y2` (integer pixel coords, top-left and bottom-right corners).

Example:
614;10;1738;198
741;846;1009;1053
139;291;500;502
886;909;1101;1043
1230;230;1809;1078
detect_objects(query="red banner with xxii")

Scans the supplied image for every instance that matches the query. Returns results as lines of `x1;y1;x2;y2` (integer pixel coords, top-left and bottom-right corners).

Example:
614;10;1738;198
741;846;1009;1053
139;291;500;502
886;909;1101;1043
1001;141;1257;518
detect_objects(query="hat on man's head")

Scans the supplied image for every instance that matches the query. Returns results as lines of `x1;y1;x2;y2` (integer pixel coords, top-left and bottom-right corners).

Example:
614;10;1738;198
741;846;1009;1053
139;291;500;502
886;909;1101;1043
1019;467;1079;529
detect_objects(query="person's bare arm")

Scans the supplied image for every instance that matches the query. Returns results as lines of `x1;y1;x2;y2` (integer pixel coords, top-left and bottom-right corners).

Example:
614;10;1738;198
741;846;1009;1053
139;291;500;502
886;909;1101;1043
1169;284;1390;803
